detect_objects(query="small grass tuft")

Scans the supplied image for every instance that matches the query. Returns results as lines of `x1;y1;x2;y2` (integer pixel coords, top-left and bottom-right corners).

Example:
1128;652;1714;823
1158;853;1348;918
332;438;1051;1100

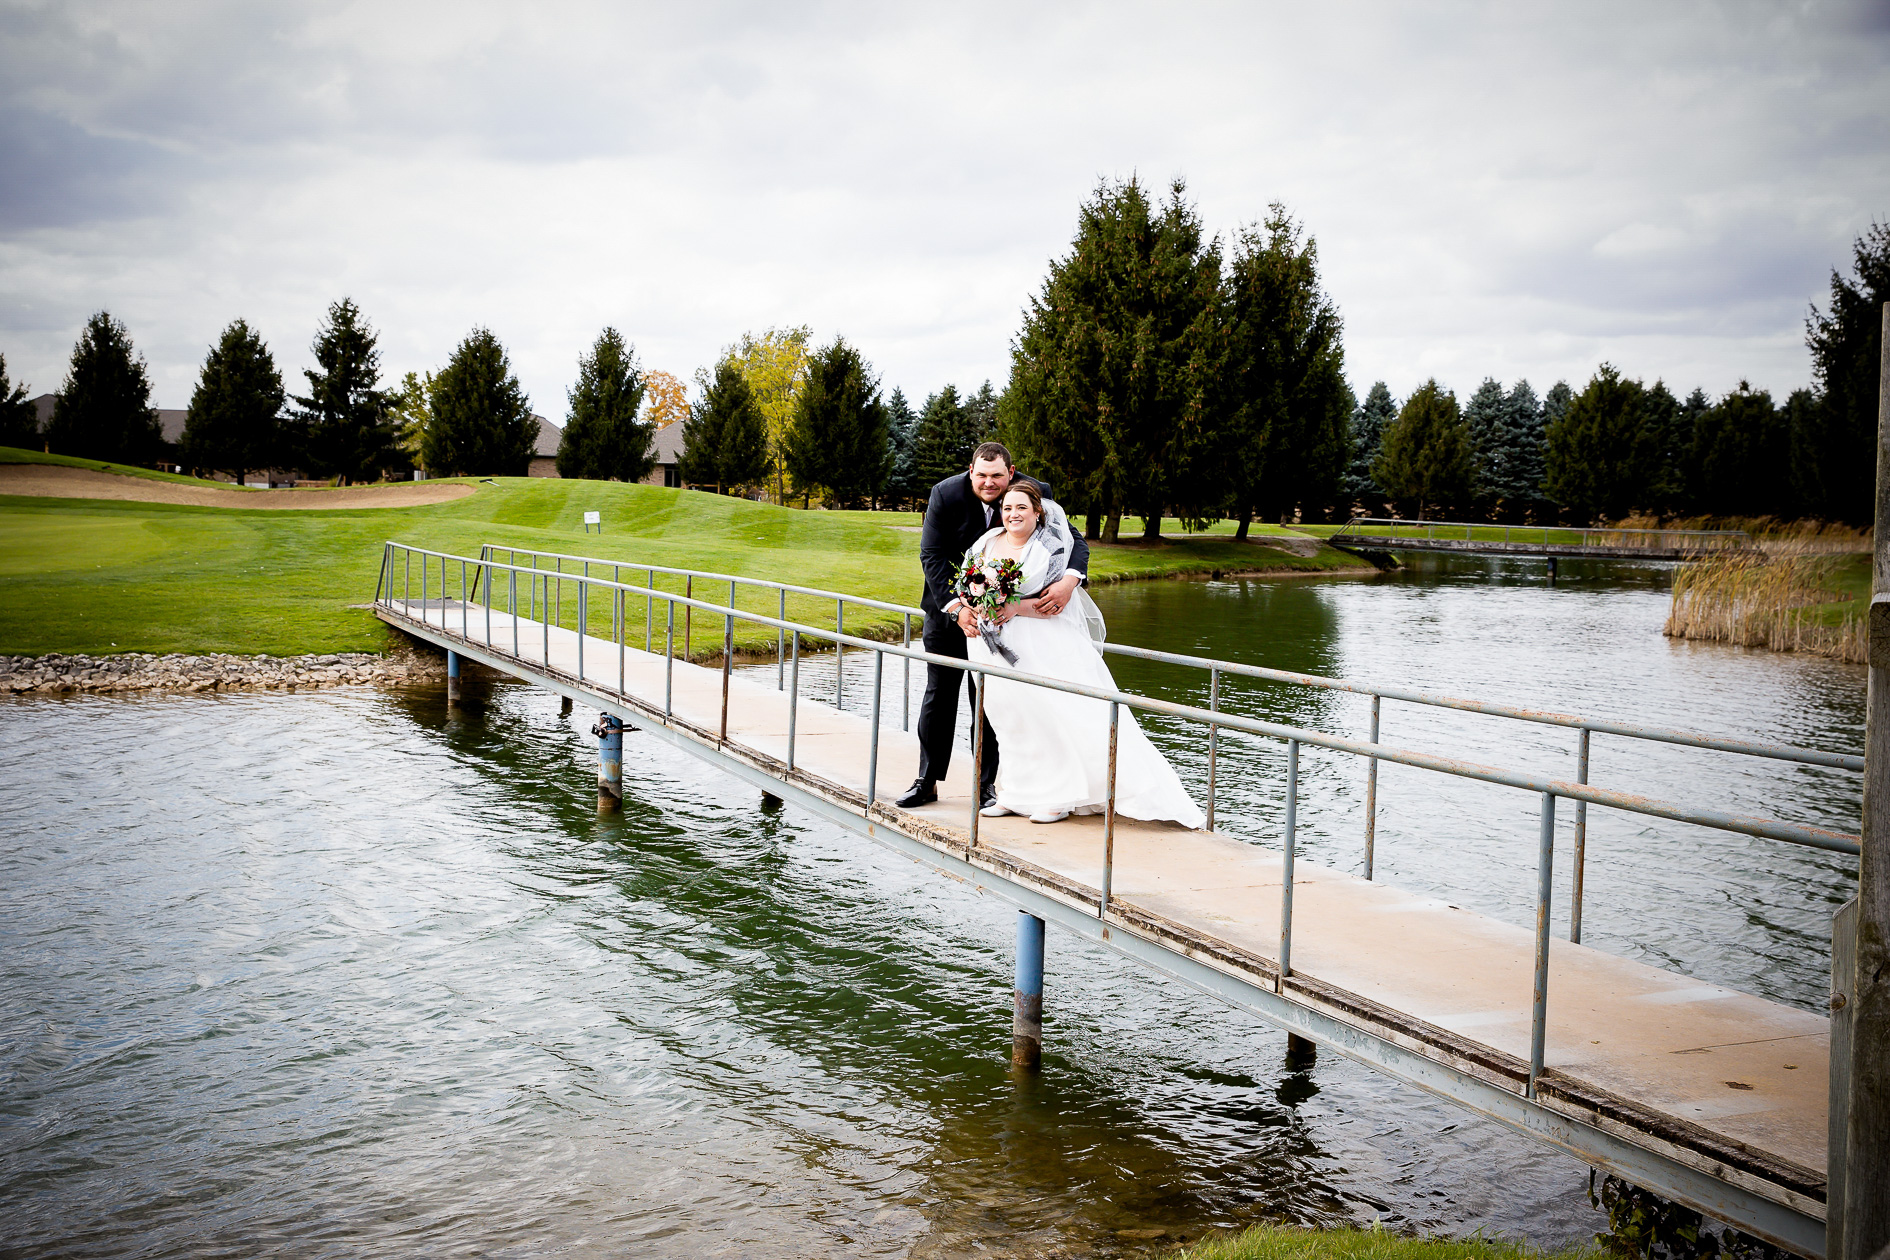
1171;1223;1591;1260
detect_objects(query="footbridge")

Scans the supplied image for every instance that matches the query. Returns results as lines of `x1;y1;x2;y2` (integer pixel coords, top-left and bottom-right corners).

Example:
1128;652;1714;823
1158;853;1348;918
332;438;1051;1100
372;540;1865;1257
1327;517;1753;566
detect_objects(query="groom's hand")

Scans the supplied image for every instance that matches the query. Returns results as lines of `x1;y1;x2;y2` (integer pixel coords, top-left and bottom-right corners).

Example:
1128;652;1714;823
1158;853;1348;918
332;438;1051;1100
956;606;980;637
1028;574;1082;617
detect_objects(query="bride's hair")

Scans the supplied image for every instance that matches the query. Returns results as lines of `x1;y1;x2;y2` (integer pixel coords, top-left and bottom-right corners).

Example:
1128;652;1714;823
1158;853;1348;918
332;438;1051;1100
1001;480;1043;528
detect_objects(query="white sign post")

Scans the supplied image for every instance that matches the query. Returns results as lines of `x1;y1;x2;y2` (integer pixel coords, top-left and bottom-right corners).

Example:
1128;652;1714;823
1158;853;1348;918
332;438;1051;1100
583;510;602;534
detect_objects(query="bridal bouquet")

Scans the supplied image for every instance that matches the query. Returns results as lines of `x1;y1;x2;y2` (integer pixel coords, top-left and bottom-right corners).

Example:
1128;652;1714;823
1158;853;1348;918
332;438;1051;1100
953;553;1026;665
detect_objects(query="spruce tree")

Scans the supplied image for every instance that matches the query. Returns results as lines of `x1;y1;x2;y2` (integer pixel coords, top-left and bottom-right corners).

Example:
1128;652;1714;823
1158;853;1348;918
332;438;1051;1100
181;319;285;483
1006;176;1224;541
0;353;36;449
424;328;537;477
1804;221;1889;523
783;337;891;508
1639;381;1687;513
914;385;972;490
46;311;161;464
680;360;768;492
557;328;651;481
1463;378;1508;516
1221;204;1348;533
1543;365;1657;521
882;386;923;505
1371;380;1474;519
1500;380;1548;521
289;299;401;482
1343;382;1397;511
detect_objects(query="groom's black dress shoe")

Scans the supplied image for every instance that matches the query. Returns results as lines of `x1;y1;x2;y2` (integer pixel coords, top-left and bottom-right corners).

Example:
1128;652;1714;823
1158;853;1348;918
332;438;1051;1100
980;785;998;811
895;778;938;808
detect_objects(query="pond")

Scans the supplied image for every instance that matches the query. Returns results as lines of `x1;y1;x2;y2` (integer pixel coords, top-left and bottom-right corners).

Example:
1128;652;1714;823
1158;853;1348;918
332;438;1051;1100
0;554;1860;1257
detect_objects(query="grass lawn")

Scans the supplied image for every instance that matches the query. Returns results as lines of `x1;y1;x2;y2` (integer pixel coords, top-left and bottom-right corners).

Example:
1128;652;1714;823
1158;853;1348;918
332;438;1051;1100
0;445;267;487
0;470;1370;658
1171;1224;1590;1260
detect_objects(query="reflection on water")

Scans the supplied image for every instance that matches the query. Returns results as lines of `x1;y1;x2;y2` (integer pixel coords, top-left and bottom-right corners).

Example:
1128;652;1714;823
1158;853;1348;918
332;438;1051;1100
0;555;1860;1257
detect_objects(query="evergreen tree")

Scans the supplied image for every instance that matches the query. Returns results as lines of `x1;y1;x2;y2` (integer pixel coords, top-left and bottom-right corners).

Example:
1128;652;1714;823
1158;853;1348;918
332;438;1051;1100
288;298;401;483
964;381;999;447
1672;387;1712;512
1639;381;1687;512
1372;380;1474;518
783;337;891;508
1221;204;1348;533
1500;380;1548;521
882;386;924;505
1803;221;1889;523
1463;378;1507;515
424;328;537;477
1006;176;1224;541
556;328;651;481
45;311;161;464
0;352;36;449
1691;382;1789;518
680;360;768;492
913;384;973;490
180;319;285;483
1543;364;1657;521
1786;386;1830;521
1343;382;1397;510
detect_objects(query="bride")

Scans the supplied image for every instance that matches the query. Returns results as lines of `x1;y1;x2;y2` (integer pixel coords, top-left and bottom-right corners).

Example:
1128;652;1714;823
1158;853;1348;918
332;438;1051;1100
964;481;1205;829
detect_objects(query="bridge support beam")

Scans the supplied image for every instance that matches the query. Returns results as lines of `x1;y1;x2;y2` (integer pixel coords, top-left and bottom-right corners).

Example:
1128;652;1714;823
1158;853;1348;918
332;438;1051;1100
446;649;461;702
1546;555;1558;583
1286;1032;1317;1068
1013;910;1044;1070
594;712;625;811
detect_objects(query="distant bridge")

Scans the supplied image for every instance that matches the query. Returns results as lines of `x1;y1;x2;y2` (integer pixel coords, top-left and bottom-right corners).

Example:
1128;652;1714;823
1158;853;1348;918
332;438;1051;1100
374;540;1861;1257
1327;517;1753;565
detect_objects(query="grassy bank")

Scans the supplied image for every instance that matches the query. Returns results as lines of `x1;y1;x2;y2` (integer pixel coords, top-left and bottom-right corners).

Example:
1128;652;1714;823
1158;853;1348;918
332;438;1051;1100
1171;1224;1591;1260
0;456;1370;657
1665;545;1869;663
0;446;266;486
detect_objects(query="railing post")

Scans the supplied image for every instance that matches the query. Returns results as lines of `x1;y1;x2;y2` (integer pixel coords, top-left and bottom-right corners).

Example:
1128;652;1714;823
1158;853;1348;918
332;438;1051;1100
1841;298;1890;1258
969;668;986;848
577;581;586;681
835;598;845;712
510;569;518;656
664;598;674;718
1365;694;1380;880
405;547;411;610
720;580;734;742
646;568;654;654
1206;666;1220;832
1278;739;1298;991
1831;896;1858;1260
1572;728;1591;943
867;649;883;811
684;574;692;661
1102;700;1119;915
901;614;912;731
542;573;549;667
787;630;800;771
617;587;625;697
777;588;786;690
1529;791;1557;1099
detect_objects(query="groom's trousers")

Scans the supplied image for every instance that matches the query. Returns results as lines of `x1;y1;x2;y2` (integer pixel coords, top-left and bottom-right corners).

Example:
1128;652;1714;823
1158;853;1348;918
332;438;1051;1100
916;612;999;795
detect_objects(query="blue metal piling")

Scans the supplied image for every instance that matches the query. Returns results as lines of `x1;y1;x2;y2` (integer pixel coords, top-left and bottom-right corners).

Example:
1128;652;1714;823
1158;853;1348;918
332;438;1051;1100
1013;910;1044;1070
594;711;625;810
446;649;461;702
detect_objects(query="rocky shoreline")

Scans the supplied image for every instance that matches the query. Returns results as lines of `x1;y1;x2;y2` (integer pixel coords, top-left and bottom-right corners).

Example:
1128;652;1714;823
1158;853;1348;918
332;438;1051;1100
1;648;446;695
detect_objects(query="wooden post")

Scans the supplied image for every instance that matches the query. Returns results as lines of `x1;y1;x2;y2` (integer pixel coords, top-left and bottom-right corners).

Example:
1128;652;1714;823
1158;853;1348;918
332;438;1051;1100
1844;299;1890;1258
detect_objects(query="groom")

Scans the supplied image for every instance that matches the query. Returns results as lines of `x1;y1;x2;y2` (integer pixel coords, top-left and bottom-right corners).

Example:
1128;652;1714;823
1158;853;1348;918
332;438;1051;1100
895;441;1089;809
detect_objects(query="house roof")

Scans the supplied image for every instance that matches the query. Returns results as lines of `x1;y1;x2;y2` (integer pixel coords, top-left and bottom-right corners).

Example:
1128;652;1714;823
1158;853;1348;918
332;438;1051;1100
533;415;560;458
651;420;684;464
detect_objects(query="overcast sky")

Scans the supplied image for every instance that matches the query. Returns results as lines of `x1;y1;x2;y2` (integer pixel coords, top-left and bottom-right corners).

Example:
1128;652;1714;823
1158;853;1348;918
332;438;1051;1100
3;1;1887;417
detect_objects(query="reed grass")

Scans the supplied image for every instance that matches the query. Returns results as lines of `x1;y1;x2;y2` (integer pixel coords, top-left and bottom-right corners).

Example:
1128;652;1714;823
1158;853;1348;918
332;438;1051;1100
1664;540;1868;664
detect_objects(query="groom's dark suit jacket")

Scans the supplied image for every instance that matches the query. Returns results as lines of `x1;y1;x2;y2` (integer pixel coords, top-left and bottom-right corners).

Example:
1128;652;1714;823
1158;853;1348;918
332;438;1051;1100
918;472;1090;620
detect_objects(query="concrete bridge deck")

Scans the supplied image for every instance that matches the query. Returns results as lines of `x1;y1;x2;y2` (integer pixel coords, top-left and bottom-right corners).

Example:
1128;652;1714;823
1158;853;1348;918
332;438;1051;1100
378;592;1834;1255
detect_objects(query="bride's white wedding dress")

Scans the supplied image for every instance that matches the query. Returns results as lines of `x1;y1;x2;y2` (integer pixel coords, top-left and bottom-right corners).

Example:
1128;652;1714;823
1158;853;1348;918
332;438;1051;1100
964;529;1205;828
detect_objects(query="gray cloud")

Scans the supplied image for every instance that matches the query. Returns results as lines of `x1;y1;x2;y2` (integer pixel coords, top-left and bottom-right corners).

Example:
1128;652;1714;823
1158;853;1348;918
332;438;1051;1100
1;0;1885;415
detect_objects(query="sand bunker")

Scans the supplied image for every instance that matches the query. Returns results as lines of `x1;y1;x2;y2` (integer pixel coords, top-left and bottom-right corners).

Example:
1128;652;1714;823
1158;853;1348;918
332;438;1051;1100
0;464;476;509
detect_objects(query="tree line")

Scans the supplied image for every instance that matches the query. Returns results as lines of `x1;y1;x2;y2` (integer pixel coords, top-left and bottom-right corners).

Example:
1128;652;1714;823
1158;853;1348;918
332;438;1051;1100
7;197;1881;523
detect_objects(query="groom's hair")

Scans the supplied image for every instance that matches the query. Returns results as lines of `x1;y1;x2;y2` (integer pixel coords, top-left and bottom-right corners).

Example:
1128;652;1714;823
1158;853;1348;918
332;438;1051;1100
971;441;1012;467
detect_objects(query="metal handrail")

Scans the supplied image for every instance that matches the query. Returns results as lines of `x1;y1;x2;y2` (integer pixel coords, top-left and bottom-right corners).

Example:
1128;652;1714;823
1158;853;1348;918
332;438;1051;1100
378;539;1862;1102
